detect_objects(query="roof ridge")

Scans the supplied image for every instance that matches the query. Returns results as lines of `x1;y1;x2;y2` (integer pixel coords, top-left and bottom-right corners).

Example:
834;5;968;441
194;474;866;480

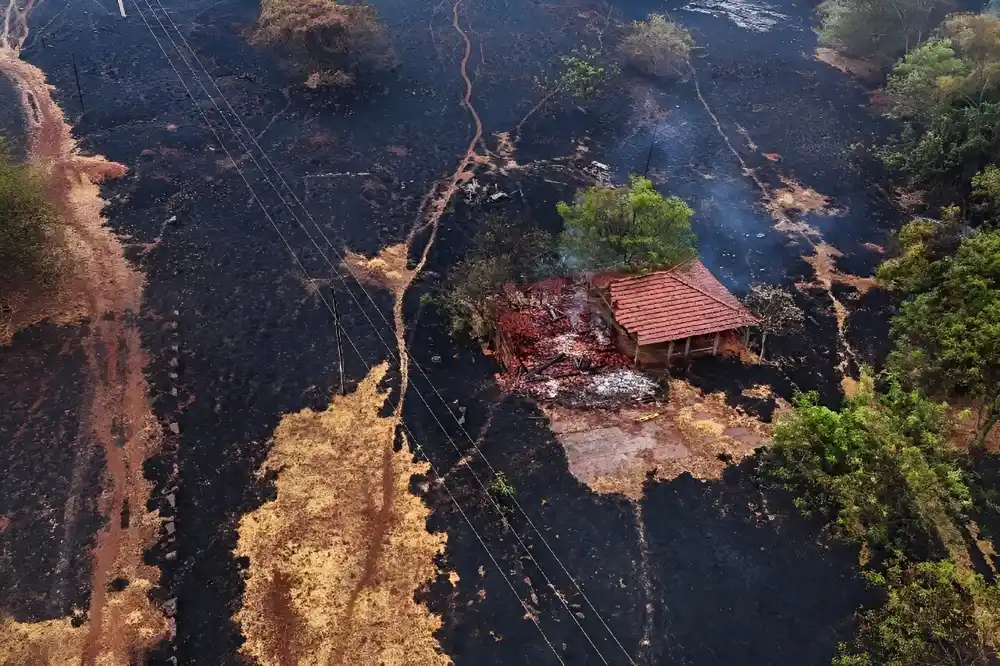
668;264;748;315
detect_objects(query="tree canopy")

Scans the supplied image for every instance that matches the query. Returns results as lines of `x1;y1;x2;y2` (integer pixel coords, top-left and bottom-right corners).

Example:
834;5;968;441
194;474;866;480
440;217;556;340
620;14;694;78
885;229;1000;448
880;15;1000;192
834;560;1000;666
817;0;941;60
557;175;697;272
768;374;968;555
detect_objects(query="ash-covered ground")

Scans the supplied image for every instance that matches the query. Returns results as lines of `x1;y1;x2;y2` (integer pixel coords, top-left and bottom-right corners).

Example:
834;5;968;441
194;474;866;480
0;0;905;662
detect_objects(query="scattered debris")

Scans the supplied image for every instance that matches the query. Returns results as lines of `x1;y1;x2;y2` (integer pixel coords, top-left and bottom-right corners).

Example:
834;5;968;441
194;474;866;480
582;160;611;184
590;370;657;398
493;281;639;407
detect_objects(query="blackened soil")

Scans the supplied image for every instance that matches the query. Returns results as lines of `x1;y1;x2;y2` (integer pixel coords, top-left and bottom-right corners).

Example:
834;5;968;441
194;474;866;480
840;285;897;371
643;466;867;665
0;323;103;621
3;0;908;661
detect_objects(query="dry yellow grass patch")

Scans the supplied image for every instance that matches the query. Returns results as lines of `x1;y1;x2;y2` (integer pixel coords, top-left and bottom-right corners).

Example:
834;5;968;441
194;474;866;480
0;616;84;666
234;363;450;666
770;177;832;215
803;243;876;294
343;243;414;296
579;379;773;499
0;565;166;666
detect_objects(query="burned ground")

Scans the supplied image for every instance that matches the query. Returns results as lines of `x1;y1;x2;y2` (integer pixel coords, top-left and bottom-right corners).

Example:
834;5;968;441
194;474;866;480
0;323;99;622
0;0;912;662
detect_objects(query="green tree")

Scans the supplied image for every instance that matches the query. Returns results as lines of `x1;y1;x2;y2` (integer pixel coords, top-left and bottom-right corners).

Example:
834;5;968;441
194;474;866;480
887;230;1000;449
885;39;969;119
0;140;59;287
880;15;1000;191
876;218;963;292
557;175;696;272
768;373;969;554
881;101;1000;188
557;48;619;99
972;164;1000;213
817;0;940;60
834;560;1000;666
441;217;556;339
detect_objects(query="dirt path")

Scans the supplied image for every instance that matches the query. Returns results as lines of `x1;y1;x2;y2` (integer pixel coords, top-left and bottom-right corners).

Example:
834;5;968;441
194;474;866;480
0;1;167;662
392;0;483;418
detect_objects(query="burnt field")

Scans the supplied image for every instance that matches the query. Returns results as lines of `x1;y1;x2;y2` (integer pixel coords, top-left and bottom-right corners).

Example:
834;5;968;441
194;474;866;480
0;0;906;662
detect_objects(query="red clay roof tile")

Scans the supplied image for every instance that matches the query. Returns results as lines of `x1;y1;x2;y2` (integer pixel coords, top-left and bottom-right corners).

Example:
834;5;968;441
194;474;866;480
602;260;758;345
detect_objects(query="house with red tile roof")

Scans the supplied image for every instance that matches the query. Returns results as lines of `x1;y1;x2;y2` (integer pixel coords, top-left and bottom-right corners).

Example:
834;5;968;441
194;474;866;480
590;260;758;364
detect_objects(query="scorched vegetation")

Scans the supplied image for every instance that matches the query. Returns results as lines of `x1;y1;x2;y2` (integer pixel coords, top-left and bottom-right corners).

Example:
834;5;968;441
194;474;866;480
0;139;60;291
252;0;395;84
440;216;557;340
620;13;694;79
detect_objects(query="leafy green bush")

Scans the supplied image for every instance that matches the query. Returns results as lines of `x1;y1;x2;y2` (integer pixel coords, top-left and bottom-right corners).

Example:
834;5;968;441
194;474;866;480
557;48;619;99
557;175;696;272
834;560;1000;666
885;39;968;119
0;140;59;287
972;164;1000;214
767;374;969;555
881;101;1000;188
620;14;693;78
880;15;1000;190
441;217;557;340
876;218;964;293
887;229;1000;449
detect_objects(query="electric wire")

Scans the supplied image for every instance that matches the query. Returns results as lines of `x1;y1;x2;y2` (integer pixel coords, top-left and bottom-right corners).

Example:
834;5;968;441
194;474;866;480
128;3;568;662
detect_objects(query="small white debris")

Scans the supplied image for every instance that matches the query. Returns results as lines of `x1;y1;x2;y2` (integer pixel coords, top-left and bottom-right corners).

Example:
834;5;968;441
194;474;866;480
590;370;657;398
489;191;508;201
591;161;610;171
168;422;180;435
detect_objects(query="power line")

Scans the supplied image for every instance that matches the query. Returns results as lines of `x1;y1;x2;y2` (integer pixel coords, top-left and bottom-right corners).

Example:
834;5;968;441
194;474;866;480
144;2;636;662
128;3;568;663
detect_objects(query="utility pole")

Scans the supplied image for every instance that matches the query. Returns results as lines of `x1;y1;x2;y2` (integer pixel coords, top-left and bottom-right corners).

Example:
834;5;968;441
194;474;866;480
71;55;84;116
643;134;656;178
331;290;346;396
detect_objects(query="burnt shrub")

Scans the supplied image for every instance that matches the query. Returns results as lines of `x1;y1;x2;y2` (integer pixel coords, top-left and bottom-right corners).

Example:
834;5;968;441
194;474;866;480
252;0;396;75
620;13;693;78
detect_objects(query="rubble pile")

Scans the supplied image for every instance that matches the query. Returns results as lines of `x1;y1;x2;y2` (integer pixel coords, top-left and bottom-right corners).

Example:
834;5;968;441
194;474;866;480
493;279;658;407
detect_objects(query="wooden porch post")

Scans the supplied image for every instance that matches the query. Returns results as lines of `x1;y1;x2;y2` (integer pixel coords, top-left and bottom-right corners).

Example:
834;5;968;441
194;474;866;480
667;340;674;364
743;327;750;347
683;337;691;357
712;332;720;356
